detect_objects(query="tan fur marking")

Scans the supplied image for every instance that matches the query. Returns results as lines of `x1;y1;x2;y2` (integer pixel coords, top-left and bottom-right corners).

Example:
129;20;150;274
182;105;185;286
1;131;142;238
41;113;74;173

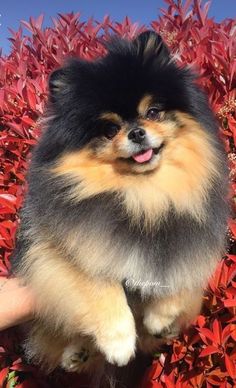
137;95;153;116
99;112;123;124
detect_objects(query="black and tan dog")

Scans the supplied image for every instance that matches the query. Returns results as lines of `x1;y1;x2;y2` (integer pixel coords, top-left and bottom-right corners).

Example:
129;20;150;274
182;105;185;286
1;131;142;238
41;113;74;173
12;31;228;385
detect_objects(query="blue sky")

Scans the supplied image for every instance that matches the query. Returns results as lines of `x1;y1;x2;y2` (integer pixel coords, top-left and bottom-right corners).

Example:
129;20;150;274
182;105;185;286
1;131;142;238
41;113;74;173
0;0;235;54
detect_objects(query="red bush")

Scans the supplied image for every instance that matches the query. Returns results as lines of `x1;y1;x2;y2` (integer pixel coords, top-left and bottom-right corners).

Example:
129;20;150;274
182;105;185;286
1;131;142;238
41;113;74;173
0;0;235;386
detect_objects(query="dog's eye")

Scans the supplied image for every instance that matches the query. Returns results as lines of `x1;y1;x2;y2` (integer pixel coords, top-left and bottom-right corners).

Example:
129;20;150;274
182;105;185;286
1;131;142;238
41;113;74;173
104;124;120;139
145;107;162;121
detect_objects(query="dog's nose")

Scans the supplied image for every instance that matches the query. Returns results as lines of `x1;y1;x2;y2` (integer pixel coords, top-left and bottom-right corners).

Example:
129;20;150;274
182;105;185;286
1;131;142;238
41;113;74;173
128;128;146;144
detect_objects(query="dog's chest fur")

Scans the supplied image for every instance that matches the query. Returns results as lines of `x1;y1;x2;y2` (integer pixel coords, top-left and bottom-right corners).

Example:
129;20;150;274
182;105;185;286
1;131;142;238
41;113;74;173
30;186;226;297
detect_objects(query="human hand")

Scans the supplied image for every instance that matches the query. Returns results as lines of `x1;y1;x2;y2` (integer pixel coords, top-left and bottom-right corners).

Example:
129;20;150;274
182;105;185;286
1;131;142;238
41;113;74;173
0;277;35;330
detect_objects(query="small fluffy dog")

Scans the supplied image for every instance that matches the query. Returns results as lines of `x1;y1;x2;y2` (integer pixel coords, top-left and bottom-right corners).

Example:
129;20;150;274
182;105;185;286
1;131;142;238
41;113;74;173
12;31;228;386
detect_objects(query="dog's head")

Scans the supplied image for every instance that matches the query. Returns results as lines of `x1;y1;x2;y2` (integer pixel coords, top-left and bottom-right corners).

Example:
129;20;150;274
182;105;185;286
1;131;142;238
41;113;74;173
45;31;212;170
39;31;220;223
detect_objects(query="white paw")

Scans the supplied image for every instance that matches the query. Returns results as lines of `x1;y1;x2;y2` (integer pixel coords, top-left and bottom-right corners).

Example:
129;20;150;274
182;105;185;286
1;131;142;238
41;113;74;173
99;332;136;366
61;343;90;372
97;313;136;366
143;311;175;336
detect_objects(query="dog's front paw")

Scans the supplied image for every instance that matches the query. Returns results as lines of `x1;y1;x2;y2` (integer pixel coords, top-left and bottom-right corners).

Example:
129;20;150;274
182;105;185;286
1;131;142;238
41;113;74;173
97;312;136;366
99;331;136;366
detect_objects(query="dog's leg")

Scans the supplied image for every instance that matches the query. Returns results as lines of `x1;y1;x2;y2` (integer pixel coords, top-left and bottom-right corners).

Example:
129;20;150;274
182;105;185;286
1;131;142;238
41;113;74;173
20;241;136;367
143;288;203;339
24;323;102;374
23;324;68;371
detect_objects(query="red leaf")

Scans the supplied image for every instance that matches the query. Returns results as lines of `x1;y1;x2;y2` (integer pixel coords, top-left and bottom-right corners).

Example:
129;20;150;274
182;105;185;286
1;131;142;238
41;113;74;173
212;319;222;344
223;299;236;308
198;328;217;344
199;345;220;357
225;353;236;379
222;324;236;344
0;367;9;385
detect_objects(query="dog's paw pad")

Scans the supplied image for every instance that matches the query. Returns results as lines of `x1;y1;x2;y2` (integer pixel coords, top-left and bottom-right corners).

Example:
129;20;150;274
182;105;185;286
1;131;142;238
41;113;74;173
61;345;90;372
71;347;89;363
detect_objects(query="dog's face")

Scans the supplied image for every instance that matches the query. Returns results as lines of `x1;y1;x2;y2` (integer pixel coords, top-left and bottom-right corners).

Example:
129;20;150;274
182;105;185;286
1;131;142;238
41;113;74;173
47;31;206;175
85;98;174;175
44;31;219;224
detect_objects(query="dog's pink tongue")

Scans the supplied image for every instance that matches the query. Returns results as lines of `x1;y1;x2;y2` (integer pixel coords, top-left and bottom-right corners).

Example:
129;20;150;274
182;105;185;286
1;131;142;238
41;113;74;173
132;149;153;163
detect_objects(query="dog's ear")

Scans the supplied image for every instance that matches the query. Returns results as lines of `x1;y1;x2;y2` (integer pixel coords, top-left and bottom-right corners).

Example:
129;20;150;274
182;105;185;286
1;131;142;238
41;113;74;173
48;68;67;101
48;59;81;103
133;31;170;64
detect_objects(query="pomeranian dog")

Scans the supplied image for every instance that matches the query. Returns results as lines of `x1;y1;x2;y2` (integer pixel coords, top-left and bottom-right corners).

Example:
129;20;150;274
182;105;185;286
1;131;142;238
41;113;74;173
12;31;228;386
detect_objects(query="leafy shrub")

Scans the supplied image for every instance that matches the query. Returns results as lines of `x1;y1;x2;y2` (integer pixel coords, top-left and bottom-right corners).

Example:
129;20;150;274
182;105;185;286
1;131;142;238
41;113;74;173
0;0;235;386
